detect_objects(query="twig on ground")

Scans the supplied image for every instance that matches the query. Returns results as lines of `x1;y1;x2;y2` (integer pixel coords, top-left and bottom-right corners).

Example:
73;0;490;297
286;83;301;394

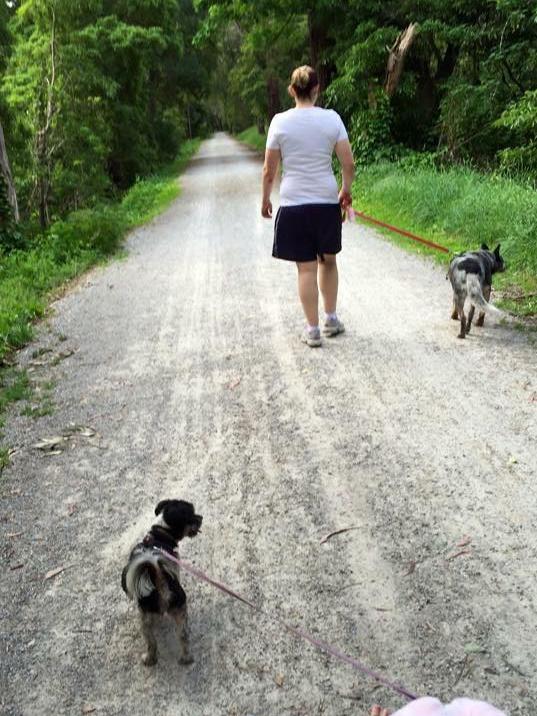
320;526;360;545
446;548;472;561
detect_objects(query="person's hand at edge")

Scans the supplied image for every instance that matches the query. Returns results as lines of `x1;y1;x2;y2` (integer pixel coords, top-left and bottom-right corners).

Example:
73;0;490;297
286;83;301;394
339;187;352;213
261;200;273;218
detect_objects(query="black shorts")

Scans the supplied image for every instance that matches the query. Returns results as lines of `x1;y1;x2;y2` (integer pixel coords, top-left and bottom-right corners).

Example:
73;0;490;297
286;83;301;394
272;203;342;262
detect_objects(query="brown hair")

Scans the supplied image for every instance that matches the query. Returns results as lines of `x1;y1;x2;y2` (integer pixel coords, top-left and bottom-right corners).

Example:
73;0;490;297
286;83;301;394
288;65;319;100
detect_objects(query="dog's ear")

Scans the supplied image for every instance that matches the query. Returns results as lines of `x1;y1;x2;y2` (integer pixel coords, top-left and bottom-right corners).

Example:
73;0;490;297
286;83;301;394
494;243;501;257
481;242;490;251
155;499;170;516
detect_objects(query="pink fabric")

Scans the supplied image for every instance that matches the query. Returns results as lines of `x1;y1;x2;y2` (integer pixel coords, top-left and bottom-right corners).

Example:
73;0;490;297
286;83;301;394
393;697;507;716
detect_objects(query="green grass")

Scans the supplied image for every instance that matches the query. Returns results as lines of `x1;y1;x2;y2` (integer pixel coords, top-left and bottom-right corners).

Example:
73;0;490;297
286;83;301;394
0;367;31;468
236;126;266;153
0;138;200;365
20;378;55;418
355;162;537;315
0;138;200;472
212;127;537;316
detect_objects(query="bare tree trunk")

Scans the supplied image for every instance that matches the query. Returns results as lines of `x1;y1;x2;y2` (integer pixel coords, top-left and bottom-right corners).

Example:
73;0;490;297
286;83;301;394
307;9;335;99
0;119;19;222
266;76;281;122
186;103;192;139
384;23;418;97
35;7;57;230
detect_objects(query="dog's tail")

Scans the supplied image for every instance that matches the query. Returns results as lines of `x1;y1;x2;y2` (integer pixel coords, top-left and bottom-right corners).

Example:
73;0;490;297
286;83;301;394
122;552;161;601
466;274;508;320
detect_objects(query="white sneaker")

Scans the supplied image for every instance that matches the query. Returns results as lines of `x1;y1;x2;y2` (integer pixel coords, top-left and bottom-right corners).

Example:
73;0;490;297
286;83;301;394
323;316;345;336
301;326;322;347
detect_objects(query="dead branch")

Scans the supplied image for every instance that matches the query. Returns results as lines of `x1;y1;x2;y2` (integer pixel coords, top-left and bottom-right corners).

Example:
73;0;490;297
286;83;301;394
384;23;418;97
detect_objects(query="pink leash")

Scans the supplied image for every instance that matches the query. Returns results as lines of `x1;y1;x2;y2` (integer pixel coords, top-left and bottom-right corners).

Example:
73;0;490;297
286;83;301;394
157;549;418;702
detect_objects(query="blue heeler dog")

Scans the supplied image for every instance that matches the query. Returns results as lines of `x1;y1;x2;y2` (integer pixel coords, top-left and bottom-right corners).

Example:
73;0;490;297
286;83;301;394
448;244;505;339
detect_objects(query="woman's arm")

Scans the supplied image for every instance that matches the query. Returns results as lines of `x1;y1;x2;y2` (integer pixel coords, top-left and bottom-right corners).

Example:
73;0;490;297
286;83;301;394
261;149;280;218
335;139;355;210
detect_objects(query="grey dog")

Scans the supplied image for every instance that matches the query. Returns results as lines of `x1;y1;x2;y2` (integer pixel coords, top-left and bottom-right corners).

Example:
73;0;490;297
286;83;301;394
448;243;505;338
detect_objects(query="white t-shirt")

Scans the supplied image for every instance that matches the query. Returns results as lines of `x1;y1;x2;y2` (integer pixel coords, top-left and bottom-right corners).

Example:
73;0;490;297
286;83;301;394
266;107;348;206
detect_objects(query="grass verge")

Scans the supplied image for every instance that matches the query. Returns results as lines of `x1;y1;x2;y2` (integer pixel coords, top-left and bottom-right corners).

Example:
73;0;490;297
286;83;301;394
236;126;266;152
0;138;200;470
355;162;537;316
227;127;537;318
0;138;200;363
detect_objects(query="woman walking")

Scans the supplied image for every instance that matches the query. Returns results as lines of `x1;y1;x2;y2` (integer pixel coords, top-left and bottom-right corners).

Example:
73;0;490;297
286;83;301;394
261;65;355;347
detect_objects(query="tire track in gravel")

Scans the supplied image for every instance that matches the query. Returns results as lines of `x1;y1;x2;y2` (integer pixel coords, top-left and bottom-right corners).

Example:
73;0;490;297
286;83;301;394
1;134;535;716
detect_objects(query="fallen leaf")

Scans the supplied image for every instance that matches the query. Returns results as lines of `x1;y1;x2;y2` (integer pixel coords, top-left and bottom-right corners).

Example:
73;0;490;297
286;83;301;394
78;427;96;438
374;607;392;612
320;526;360;545
464;642;486;654
274;673;284;687
82;706;96;714
67;503;78;516
33;436;66;452
58;349;75;359
44;566;67;581
404;560;416;576
10;563;24;571
227;377;241;390
7;532;23;538
63;424;96;438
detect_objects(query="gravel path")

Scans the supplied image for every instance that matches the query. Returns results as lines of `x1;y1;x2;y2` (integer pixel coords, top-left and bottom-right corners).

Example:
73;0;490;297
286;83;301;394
1;134;536;716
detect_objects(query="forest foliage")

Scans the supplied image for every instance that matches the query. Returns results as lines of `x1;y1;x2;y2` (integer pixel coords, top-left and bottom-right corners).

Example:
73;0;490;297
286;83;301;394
196;0;537;175
0;0;536;321
2;0;537;241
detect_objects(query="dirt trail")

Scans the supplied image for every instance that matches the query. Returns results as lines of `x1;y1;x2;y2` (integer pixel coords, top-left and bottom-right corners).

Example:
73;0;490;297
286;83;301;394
1;134;536;716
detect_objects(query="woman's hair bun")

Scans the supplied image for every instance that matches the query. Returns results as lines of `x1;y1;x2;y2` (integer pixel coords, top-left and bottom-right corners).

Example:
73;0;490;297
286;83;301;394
289;65;319;99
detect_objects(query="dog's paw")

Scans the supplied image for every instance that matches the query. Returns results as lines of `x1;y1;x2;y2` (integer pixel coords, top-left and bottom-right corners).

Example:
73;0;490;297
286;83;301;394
142;652;157;666
179;654;194;665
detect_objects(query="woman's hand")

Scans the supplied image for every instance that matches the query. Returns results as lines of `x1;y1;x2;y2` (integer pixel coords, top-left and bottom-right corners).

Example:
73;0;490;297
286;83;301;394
262;149;279;219
261;200;273;218
339;188;352;212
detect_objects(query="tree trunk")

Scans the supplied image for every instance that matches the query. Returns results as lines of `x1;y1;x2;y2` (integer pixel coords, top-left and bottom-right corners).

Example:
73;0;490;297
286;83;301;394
266;76;281;122
307;10;335;97
0;119;19;222
384;23;418;97
35;8;57;230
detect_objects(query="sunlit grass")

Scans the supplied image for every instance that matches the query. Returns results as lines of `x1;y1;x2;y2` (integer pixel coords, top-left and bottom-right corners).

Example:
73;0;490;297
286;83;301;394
236;126;266;153
355;163;537;315
0;139;200;364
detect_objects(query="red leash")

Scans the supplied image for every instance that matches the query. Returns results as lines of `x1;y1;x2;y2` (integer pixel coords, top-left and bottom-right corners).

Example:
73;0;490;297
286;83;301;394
157;549;419;702
348;209;450;255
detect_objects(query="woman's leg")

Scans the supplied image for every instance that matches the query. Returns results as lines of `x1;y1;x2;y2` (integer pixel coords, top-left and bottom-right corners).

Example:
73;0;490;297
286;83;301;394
318;254;338;314
296;260;319;326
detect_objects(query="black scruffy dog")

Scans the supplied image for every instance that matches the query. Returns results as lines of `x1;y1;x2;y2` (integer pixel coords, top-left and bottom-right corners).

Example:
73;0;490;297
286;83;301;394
121;499;202;665
448;243;506;338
